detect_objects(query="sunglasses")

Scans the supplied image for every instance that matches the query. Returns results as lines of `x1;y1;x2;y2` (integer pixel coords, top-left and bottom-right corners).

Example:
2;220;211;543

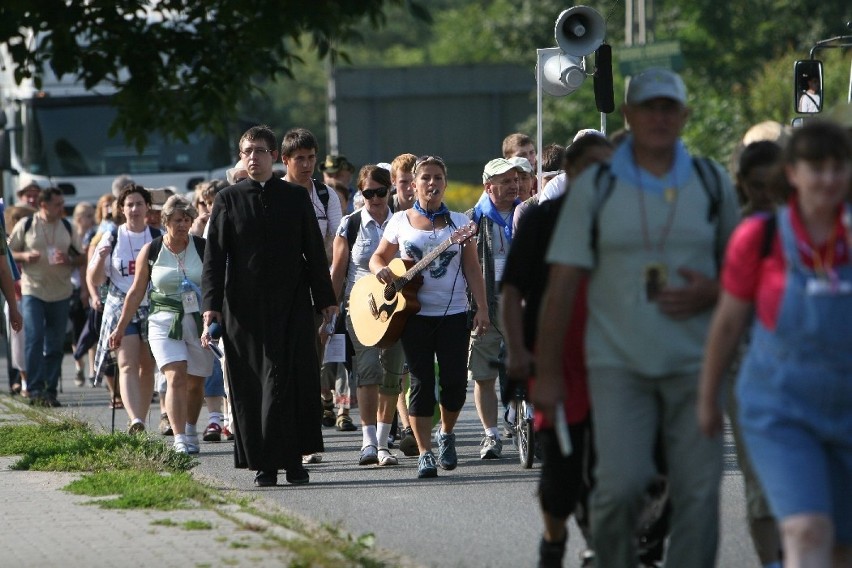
361;186;389;199
414;155;446;173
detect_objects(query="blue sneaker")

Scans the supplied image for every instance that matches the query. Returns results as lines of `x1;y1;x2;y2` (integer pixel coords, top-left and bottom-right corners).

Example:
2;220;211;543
417;451;438;479
434;430;457;470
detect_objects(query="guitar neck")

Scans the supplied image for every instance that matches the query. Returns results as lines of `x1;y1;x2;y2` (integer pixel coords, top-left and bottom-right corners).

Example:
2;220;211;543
394;235;456;290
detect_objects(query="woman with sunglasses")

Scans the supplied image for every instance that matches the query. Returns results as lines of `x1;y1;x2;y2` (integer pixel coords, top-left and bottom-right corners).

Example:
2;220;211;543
329;165;405;467
369;156;488;479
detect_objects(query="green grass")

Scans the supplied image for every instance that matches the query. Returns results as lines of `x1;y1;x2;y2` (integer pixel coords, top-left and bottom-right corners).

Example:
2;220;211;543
0;420;195;473
0;399;404;567
65;470;213;509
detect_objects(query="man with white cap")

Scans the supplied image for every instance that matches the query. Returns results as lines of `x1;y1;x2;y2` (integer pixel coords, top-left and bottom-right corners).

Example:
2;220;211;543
506;156;534;202
534;68;739;567
464;157;523;461
15;176;43;209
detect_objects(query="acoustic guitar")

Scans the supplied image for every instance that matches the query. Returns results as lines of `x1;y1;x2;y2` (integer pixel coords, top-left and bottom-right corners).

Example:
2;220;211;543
349;221;477;348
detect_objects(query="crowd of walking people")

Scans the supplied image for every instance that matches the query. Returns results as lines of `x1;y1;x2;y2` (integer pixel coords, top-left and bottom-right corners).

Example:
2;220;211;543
2;66;851;568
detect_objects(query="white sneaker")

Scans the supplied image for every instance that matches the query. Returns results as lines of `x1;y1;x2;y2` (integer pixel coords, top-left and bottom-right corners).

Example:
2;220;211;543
480;435;503;459
173;441;189;454
186;433;200;454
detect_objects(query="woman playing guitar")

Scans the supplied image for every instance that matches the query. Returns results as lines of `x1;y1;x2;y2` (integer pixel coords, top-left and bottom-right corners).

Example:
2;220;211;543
369;156;488;479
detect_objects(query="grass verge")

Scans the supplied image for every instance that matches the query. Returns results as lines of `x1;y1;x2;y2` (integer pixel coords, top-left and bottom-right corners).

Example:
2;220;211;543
0;397;405;567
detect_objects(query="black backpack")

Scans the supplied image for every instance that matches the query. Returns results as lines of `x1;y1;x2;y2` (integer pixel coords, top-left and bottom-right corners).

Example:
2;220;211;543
23;215;80;257
344;210;362;251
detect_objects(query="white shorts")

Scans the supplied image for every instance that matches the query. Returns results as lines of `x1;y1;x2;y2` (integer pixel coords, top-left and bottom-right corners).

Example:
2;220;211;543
148;311;214;378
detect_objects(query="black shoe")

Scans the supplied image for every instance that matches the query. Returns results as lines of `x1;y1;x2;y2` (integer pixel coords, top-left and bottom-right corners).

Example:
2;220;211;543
44;394;62;408
254;470;278;487
538;536;567;568
285;465;310;485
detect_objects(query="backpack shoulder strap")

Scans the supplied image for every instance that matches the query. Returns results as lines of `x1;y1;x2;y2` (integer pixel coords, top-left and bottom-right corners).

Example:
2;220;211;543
192;235;206;259
147;236;164;268
346;211;362;251
108;226;118;259
692;157;722;222
24;216;72;235
760;213;777;259
692;156;724;270
590;162;617;260
315;180;330;212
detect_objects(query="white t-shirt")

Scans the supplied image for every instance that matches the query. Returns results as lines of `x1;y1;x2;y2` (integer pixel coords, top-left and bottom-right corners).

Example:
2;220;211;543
538;172;569;203
89;225;155;294
382;210;469;317
798;92;820;113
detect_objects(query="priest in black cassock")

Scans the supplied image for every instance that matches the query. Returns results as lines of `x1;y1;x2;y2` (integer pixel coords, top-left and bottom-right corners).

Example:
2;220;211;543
202;125;338;487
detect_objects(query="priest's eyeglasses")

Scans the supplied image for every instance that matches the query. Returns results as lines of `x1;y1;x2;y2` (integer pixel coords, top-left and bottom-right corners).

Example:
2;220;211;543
240;147;272;158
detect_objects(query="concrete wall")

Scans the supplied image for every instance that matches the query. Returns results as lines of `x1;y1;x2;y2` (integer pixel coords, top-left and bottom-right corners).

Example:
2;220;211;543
336;64;534;184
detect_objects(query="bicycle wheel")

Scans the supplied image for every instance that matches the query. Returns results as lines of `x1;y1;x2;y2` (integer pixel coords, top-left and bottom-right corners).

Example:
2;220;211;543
517;401;535;469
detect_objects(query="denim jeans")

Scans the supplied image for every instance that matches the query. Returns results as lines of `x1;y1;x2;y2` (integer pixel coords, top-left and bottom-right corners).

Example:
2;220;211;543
22;295;70;397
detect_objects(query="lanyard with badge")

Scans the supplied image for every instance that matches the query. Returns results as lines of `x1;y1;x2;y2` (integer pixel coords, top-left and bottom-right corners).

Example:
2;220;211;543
173;246;200;313
800;211;852;295
636;166;679;302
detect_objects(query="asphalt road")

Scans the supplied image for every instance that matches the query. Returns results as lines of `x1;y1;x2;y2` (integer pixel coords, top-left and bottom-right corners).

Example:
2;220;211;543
14;356;761;567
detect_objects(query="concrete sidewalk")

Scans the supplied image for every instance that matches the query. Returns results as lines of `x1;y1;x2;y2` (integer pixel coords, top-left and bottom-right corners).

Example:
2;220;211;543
0;396;303;568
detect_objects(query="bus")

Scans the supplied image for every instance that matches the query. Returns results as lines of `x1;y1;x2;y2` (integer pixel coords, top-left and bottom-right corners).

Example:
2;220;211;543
0;44;232;208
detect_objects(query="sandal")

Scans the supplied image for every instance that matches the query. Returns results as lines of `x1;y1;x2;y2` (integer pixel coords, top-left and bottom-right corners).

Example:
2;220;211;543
109;397;124;409
10;383;21;396
378;448;398;466
336;414;357;432
321;398;336;427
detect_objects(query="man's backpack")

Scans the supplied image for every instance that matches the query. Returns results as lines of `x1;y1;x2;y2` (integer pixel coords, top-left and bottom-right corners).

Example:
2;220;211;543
24;215;73;236
313;178;330;212
24;215;80;257
589;157;725;270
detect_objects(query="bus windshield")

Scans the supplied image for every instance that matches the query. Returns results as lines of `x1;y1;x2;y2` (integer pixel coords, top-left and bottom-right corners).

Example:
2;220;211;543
20;96;230;177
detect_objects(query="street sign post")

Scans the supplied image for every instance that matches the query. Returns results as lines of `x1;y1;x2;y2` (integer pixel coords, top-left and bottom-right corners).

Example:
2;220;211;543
618;41;684;76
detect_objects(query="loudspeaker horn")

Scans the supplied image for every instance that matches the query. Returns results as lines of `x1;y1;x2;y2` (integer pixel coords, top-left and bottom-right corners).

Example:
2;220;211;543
555;5;605;57
539;50;586;97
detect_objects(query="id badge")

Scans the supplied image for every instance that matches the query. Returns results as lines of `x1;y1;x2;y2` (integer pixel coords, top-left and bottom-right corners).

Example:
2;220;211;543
46;246;58;265
182;290;199;313
806;277;852;296
494;258;506;283
128;260;136;275
644;263;667;302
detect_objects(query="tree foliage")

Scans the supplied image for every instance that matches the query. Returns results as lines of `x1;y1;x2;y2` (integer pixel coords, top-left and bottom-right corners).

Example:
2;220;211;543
0;0;430;150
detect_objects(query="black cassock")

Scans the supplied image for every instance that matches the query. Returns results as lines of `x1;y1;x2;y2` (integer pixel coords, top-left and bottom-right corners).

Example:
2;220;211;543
202;177;336;471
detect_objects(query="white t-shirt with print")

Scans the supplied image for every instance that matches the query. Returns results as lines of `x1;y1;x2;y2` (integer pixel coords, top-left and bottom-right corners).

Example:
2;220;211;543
382;210;469;317
89;225;155;295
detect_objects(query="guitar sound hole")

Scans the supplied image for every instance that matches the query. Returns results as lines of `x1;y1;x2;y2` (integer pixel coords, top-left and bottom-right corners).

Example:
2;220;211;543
383;284;395;302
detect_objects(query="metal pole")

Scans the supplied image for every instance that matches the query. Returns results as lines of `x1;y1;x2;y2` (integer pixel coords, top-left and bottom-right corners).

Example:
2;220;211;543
326;59;339;154
625;0;634;47
535;49;545;189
